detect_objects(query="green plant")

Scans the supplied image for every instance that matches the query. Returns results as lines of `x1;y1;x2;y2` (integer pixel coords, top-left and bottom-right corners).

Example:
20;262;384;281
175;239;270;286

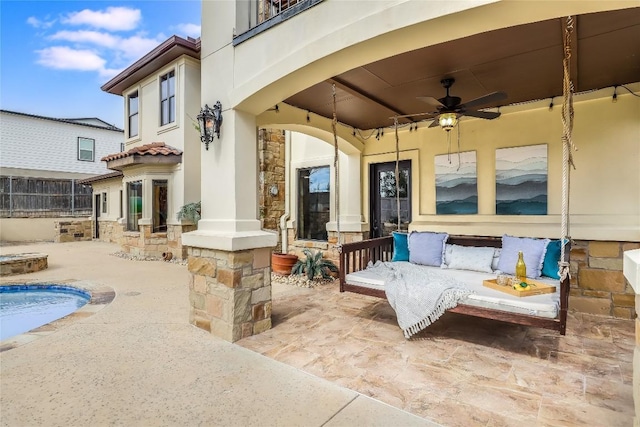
176;201;201;225
291;249;338;280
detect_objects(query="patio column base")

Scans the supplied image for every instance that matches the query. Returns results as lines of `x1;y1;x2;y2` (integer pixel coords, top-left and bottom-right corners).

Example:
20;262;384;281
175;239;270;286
185;235;276;342
622;248;640;427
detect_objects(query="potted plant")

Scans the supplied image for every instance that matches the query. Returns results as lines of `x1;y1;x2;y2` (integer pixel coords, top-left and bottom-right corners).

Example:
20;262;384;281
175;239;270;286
176;201;201;225
271;252;299;275
291;249;338;280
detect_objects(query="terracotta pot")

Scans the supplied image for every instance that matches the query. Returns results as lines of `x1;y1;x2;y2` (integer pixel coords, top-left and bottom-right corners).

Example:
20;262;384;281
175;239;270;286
271;252;298;275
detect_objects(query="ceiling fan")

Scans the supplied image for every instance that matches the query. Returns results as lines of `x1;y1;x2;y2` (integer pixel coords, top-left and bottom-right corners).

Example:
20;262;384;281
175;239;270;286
418;78;507;131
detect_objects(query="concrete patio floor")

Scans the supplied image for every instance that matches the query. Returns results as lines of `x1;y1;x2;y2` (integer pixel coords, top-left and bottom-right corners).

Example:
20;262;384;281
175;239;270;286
0;241;434;427
240;277;636;426
0;241;635;426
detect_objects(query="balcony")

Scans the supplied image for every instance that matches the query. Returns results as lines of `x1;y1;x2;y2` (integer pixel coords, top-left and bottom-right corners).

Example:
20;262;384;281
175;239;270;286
234;0;324;45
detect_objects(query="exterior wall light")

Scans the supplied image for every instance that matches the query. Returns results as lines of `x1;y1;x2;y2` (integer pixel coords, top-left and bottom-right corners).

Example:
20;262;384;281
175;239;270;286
197;101;223;150
438;112;458;131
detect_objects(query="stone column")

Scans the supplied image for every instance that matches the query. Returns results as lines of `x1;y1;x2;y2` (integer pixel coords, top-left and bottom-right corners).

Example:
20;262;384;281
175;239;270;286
188;246;272;342
623;248;640;427
183;2;277;342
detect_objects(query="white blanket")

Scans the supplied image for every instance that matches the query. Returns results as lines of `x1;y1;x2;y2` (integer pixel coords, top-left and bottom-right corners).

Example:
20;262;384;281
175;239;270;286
366;261;473;339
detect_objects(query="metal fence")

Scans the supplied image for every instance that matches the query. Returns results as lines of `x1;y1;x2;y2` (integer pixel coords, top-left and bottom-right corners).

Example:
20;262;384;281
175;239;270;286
0;176;92;218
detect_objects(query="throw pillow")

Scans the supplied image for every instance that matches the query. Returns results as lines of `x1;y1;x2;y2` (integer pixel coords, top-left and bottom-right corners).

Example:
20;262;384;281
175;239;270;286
444;244;454;265
497;235;549;278
542;239;562;279
492;248;501;271
447;245;495;273
391;232;410;262
408;231;448;267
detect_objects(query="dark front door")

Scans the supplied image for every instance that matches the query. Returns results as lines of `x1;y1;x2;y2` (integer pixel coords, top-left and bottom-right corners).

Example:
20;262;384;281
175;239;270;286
94;193;100;239
370;160;411;238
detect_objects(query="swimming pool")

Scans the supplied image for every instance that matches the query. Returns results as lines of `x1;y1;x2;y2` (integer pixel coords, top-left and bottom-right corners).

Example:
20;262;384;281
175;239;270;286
0;285;90;341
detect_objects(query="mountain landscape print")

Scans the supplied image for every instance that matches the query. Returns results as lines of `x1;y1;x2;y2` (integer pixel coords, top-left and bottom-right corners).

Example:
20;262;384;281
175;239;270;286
435;151;477;214
495;144;548;215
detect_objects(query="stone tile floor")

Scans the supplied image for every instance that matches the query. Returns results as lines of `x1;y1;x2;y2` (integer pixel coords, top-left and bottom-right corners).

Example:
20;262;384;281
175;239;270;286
238;282;635;426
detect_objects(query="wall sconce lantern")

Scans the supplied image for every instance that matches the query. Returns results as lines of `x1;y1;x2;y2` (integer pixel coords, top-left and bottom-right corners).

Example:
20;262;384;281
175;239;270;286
438;112;458;132
197;101;223;150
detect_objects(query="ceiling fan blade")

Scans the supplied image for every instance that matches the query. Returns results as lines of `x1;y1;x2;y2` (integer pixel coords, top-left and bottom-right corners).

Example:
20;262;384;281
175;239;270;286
417;96;445;108
463;110;501;120
428;119;441;128
461;91;507;110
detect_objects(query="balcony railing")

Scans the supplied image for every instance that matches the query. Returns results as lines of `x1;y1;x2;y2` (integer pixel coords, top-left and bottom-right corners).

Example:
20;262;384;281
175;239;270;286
234;0;324;45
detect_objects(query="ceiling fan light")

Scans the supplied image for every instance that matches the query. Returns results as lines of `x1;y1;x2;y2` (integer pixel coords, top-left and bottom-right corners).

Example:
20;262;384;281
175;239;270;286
439;113;457;131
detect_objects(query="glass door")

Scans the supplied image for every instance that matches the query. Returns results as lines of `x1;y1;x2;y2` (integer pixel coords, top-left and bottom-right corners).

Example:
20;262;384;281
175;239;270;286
370;161;411;238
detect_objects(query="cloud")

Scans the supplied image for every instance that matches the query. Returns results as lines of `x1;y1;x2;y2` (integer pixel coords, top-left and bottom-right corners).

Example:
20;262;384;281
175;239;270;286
27;16;55;29
50;30;119;48
118;35;164;59
36;46;106;71
62;6;141;31
49;30;163;60
173;23;201;38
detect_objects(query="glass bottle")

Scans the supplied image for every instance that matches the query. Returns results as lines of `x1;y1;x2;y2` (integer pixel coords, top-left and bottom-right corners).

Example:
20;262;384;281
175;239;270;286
515;251;527;283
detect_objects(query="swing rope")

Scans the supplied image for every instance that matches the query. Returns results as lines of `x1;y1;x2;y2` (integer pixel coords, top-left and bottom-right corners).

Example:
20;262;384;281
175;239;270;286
560;16;577;282
394;118;401;231
331;84;341;251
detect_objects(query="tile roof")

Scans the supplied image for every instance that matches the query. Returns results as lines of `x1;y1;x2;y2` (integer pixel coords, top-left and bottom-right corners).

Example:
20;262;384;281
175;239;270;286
101;142;182;162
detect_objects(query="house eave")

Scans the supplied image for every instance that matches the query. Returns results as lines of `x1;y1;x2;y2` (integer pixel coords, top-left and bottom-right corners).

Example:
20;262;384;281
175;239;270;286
101;35;200;95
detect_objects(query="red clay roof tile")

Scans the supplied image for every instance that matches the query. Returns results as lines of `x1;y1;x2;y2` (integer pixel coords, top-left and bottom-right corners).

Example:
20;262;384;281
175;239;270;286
101;142;182;162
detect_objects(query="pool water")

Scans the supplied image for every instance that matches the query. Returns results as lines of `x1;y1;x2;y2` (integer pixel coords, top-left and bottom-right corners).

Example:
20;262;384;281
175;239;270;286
0;285;90;340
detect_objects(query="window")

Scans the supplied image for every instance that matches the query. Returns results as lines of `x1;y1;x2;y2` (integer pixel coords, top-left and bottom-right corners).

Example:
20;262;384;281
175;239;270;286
297;166;330;241
160;71;175;126
127;91;139;138
77;137;95;161
152;180;168;233
127;181;142;231
102;193;107;213
120;143;125;152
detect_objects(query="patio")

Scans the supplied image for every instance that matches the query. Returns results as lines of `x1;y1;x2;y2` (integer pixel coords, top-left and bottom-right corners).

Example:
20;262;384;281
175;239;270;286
240;277;636;426
0;241;635;426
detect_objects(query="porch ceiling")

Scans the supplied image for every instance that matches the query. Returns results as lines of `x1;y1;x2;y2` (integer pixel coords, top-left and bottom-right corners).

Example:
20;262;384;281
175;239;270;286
283;8;640;131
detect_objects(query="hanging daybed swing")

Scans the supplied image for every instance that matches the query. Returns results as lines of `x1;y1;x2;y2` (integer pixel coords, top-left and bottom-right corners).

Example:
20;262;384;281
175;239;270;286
335;17;577;336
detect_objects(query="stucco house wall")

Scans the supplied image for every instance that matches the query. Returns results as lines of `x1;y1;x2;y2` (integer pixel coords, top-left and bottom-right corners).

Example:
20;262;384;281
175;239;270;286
92;38;202;260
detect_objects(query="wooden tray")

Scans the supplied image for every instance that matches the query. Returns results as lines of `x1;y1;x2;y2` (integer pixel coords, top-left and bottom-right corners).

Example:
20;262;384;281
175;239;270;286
483;278;556;297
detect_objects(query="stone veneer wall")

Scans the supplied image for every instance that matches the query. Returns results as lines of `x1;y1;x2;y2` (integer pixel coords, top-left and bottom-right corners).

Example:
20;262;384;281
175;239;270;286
187;246;272;342
570;240;639;319
95;220;123;243
0;254;48;276
121;224;195;260
258;128;285;253
54;220;92;242
287;230;369;266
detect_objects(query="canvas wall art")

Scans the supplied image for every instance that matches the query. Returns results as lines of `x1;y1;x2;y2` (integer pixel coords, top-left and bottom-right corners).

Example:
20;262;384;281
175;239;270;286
495;144;548;215
435;151;478;214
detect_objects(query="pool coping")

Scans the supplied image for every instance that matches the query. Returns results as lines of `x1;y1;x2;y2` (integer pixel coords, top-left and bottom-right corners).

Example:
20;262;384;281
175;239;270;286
0;279;115;352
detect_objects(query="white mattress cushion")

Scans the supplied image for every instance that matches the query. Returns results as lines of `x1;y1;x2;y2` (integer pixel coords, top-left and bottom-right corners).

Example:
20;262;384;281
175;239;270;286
345;263;559;319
